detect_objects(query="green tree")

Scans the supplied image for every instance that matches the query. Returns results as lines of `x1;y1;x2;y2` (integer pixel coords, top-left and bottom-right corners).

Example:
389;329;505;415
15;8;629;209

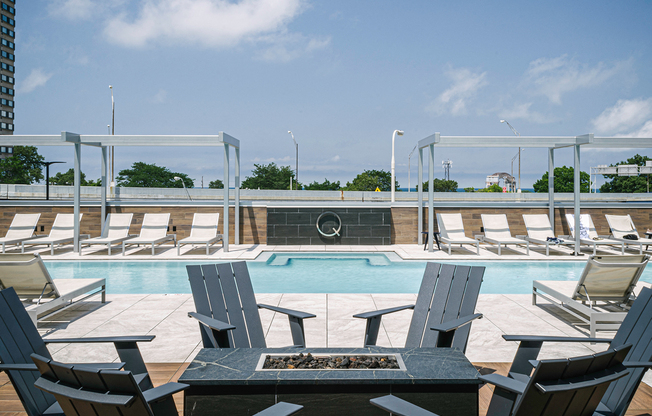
0;146;44;184
49;168;101;186
304;178;341;190
477;184;503;193
116;162;194;188
241;163;298;190
418;179;458;192
533;166;590;193
344;169;398;191
463;187;476;192
208;179;224;189
600;154;652;193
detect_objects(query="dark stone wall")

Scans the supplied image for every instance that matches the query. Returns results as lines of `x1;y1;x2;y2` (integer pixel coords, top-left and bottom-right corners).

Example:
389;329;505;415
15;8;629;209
267;208;391;245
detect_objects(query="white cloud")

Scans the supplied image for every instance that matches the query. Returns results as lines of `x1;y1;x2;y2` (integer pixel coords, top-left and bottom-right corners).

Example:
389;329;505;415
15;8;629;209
591;98;652;134
426;66;487;116
524;55;629;104
103;0;306;49
47;0;97;20
256;33;330;62
19;69;53;93
499;102;553;124
152;89;167;103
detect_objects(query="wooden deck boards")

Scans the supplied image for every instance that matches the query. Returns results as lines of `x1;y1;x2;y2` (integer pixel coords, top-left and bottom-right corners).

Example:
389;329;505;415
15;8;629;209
1;362;650;415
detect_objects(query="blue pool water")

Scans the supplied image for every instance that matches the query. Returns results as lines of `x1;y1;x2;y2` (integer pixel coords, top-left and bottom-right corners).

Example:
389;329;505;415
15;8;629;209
43;253;652;295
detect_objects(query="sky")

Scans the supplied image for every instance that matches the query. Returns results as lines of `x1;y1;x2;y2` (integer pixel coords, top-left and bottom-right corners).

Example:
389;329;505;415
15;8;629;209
13;0;652;189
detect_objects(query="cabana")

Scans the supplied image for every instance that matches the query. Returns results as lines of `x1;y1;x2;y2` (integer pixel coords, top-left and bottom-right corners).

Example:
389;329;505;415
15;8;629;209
416;134;652;254
0;132;241;252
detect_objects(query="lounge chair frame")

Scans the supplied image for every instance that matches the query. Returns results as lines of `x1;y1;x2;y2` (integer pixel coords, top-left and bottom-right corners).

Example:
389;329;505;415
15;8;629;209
21;213;89;256
0;213;40;253
177;213;223;255
479;214;529;255
606;214;648;254
521;214;576;256
0;253;106;325
122;213;176;256
80;213;135;255
533;254;649;337
436;213;480;255
564;213;625;255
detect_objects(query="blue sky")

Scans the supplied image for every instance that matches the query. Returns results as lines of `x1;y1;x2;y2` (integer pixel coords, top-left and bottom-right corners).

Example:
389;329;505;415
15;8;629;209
15;0;652;188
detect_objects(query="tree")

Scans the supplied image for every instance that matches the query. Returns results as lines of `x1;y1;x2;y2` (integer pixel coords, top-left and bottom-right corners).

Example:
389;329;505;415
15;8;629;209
116;162;194;188
600;154;652;193
208;179;224;189
241;163;298;190
533;166;590;193
0;146;44;184
49;168;101;186
463;187;476;192
304;178;341;191
418;179;458;192
477;184;503;193
344;169;398;191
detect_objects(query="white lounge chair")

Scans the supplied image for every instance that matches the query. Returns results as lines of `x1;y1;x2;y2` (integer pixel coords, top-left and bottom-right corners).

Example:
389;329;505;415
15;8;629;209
0;213;41;253
80;213;134;255
122;213;176;255
436;213;479;255
533;254;650;337
0;253;105;325
479;214;529;255
522;214;576;256
565;213;625;255
605;214;647;254
177;213;223;255
20;213;89;256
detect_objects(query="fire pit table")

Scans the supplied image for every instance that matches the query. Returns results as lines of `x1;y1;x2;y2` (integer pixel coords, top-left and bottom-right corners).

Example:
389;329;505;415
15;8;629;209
179;347;480;416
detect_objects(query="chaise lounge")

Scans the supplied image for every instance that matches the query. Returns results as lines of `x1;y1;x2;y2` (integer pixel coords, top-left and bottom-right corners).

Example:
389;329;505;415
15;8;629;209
177;213;223;255
21;213;88;256
436;213;480;255
522;214;576;256
80;213;134;255
564;213;625;255
479;214;529;255
122;213;176;255
605;214;648;254
0;213;41;253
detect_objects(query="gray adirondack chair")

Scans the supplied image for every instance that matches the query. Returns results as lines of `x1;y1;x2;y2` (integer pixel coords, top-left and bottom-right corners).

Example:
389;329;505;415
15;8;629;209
0;287;155;416
370;344;633;416
187;261;316;348
504;285;652;416
353;262;484;350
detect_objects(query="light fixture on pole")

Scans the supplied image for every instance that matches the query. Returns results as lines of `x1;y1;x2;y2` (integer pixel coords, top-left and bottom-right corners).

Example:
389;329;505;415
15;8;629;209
391;130;404;202
442;159;452;181
500;119;521;192
174;176;192;201
41;161;65;200
287;131;298;190
109;86;115;191
408;144;417;192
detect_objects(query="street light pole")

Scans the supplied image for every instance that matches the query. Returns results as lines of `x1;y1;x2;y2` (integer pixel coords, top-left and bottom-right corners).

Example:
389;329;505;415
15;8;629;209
41;161;65;200
408;144;417;192
391;130;404;202
287;131;298;189
500;119;521;192
174;176;192;201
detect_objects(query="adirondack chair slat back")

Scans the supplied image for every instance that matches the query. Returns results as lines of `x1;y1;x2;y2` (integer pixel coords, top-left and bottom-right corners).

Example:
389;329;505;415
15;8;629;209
187;262;266;348
32;354;153;416
512;345;631;416
0;288;56;416
405;263;484;351
602;286;652;416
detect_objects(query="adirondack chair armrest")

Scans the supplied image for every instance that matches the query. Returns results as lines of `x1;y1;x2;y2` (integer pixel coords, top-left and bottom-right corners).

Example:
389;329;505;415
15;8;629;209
370;394;439;416
43;335;156;344
535;367;629;394
188;312;236;332
258;304;316;320
142;382;189;404
479;373;527;394
502;335;612;343
430;313;482;333
623;361;652;368
0;363;38;371
253;401;305;416
353;304;415;320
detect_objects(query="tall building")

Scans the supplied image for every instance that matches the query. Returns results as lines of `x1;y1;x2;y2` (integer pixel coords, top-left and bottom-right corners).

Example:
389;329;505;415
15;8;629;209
0;0;14;159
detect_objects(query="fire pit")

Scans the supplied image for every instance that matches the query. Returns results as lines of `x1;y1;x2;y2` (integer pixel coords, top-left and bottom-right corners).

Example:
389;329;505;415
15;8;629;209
257;352;404;371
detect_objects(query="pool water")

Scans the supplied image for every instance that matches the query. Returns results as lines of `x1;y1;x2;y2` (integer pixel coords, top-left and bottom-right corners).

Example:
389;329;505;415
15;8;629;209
43;253;652;295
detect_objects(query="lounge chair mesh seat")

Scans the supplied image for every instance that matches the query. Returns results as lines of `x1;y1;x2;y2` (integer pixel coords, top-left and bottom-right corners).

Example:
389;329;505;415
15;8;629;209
177;213;223;255
80;213;134;255
606;214;648;254
533;254;650;337
0;213;40;253
21;213;86;256
436;213;479;255
522;214;576;255
122;213;176;255
0;253;105;324
565;213;625;255
480;214;529;255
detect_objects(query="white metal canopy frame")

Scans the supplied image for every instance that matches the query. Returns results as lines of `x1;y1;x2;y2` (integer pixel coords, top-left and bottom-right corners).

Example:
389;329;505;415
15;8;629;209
416;134;652;254
0;132;241;253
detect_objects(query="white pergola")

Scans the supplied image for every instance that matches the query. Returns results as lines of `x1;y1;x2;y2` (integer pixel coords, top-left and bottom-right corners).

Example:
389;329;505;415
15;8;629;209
0;132;240;252
417;134;652;254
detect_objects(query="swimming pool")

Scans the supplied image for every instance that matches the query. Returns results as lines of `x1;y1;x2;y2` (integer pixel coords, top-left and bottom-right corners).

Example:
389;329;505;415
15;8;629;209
43;253;652;295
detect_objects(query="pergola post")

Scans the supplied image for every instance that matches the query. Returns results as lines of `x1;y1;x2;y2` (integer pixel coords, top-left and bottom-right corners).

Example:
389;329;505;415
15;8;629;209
223;143;230;253
72;139;81;253
235;146;240;245
548;148;554;234
574;144;581;255
417;147;423;245
101;146;107;234
428;143;434;252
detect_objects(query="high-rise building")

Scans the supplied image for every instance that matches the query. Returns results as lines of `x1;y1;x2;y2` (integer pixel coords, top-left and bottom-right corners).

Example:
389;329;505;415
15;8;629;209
0;0;14;159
